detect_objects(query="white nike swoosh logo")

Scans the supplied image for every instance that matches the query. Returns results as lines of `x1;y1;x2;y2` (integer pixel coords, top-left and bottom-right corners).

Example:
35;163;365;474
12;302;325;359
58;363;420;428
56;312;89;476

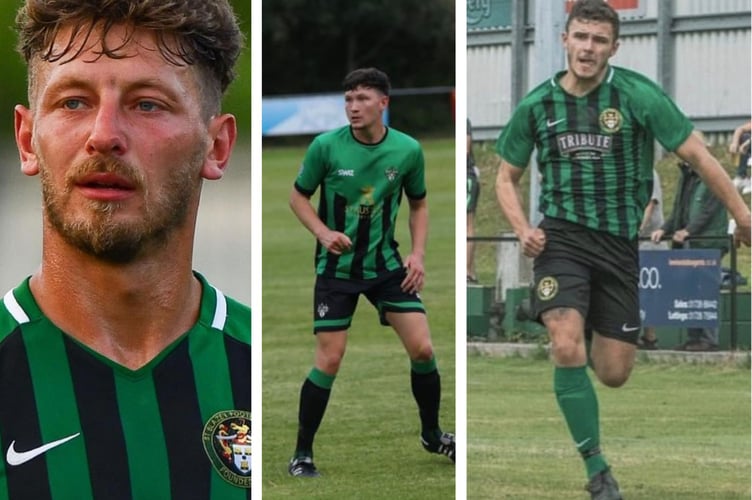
575;437;591;448
6;433;80;466
621;323;641;333
546;118;566;128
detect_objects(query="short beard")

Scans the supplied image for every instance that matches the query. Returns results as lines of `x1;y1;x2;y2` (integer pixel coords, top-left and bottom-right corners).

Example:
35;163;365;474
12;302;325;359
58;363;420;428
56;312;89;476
41;154;201;263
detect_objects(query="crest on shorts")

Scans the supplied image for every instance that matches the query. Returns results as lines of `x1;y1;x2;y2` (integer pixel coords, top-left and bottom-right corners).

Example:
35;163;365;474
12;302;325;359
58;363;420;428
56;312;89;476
384;166;399;182
202;410;251;489
537;277;558;301
317;302;329;318
599;108;622;133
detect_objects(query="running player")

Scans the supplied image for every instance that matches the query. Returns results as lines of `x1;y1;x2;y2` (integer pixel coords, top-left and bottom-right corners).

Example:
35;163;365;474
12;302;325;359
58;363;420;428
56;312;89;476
287;67;454;477
495;1;751;498
1;1;250;498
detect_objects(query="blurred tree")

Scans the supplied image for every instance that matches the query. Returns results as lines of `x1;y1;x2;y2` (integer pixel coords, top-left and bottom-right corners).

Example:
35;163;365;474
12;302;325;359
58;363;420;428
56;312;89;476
262;0;455;94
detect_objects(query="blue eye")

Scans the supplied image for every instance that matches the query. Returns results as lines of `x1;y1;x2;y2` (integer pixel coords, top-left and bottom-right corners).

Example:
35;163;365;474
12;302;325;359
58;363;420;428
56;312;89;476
138;101;160;112
63;99;83;110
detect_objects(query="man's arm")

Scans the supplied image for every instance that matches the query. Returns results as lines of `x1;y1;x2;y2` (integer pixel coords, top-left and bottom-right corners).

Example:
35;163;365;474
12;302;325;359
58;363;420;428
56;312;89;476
495;158;546;257
640;199;656;233
674;133;751;246
289;187;352;255
401;197;428;293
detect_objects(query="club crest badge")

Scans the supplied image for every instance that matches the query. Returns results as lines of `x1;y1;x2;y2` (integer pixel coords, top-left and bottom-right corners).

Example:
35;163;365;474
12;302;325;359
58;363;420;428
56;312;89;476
537;276;559;301
599;108;623;134
384;166;399;182
202;410;251;488
317;302;329;318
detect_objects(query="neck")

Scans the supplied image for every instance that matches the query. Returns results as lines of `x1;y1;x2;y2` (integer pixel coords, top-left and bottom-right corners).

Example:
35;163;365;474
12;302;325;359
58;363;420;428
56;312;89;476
560;66;610;97
31;227;200;370
352;123;386;144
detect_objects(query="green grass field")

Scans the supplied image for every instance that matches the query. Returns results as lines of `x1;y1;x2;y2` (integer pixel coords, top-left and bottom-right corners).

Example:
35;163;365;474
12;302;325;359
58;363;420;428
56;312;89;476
261;137;456;499
468;355;751;499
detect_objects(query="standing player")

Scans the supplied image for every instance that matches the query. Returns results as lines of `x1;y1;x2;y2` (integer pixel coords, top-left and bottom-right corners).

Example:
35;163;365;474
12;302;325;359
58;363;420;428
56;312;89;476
287;67;454;477
1;1;250;498
495;1;751;498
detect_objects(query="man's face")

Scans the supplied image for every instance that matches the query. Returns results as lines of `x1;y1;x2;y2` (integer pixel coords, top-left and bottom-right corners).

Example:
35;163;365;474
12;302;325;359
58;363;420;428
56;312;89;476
17;23;218;262
344;85;388;131
563;18;619;83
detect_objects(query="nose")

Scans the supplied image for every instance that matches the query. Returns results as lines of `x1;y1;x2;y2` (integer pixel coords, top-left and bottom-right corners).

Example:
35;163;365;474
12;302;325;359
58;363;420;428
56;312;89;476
85;102;126;156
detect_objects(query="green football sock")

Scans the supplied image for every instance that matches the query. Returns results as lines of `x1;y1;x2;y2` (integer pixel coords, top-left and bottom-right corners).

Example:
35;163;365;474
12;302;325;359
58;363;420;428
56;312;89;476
554;365;608;479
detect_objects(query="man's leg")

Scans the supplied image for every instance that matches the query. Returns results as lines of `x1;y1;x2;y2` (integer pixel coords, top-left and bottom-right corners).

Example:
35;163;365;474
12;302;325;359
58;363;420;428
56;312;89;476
590;334;636;388
290;331;347;476
544;308;611;480
387;311;454;462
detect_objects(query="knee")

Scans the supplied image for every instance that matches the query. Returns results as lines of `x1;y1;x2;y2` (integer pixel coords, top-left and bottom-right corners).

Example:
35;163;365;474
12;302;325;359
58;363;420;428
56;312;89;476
410;343;434;362
594;365;632;388
316;345;346;375
550;336;585;366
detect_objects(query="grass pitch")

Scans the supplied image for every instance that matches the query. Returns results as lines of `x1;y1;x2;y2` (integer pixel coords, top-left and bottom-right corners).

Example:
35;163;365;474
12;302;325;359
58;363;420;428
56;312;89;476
261;137;456;499
468;355;751;499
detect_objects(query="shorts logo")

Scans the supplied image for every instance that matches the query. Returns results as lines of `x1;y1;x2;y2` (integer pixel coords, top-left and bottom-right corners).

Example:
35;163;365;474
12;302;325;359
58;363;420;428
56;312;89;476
599;108;623;133
537;277;559;301
317;302;329;318
202;410;251;489
384;167;399;182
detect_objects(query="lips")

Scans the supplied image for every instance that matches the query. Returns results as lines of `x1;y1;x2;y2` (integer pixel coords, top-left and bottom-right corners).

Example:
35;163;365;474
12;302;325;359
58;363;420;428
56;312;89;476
74;172;137;201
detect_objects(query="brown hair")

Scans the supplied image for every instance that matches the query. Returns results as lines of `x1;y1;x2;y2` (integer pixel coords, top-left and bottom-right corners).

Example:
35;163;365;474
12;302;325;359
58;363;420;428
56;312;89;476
566;0;620;41
342;68;391;96
16;0;244;115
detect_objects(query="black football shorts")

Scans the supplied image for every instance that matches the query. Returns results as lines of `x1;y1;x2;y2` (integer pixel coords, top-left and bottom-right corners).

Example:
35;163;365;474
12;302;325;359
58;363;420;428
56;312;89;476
531;217;641;344
312;268;425;333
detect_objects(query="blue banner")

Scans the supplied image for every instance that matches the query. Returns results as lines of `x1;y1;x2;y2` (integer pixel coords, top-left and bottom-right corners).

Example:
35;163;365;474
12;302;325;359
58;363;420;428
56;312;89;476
639;249;722;327
262;94;389;137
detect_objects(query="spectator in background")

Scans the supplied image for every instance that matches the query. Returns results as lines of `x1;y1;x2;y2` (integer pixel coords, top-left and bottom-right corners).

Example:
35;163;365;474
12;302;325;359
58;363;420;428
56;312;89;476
729;121;751;195
637;169;666;349
651;132;729;352
467;118;480;283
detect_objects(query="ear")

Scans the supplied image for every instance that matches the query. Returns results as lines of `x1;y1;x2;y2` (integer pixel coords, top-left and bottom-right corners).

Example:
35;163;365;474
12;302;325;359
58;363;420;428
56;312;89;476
379;95;390;113
15;105;39;177
201;113;237;180
610;39;620;58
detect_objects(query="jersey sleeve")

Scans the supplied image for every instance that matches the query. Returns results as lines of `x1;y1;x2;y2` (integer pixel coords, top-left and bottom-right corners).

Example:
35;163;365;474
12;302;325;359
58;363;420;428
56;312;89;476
403;143;427;200
630;80;694;152
495;99;536;169
294;136;327;197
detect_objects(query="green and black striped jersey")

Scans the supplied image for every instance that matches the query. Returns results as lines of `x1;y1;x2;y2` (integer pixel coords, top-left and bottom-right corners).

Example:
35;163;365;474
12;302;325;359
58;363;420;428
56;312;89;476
497;65;693;238
0;273;251;500
295;125;427;279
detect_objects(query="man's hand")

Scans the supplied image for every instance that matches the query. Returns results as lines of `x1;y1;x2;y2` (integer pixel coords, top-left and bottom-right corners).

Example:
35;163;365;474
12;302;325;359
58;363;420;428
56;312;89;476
519;227;546;258
734;218;751;247
318;230;352;255
650;229;665;243
401;254;425;294
672;229;689;244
